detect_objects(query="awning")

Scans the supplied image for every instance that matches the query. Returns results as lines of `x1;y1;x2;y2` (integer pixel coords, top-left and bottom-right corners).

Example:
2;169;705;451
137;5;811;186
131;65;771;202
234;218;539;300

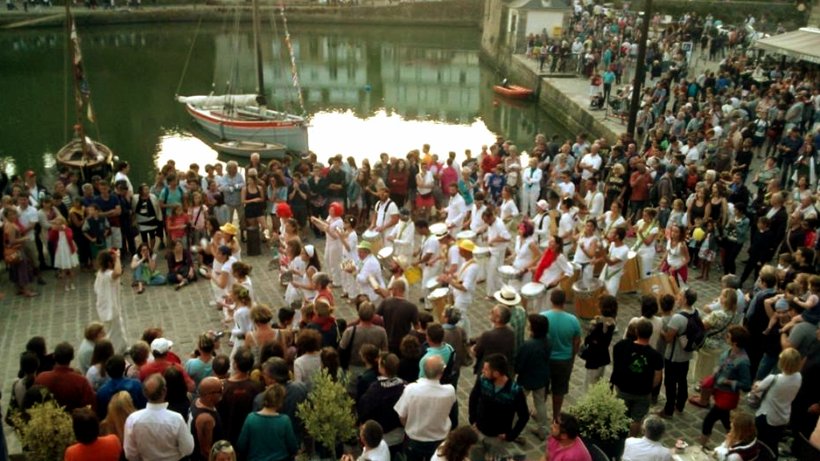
753;27;820;65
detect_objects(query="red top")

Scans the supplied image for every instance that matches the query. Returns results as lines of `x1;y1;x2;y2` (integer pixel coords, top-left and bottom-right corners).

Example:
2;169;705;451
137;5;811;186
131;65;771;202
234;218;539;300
48;227;77;253
138;359;195;391
34;365;96;412
629;171;651;201
388;169;410;195
64;434;121;461
481;154;501;175
166;213;189;240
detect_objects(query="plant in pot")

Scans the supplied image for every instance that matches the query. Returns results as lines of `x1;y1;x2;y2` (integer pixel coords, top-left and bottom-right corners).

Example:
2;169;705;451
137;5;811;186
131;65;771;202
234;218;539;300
567;380;631;459
297;369;357;461
10;397;74;461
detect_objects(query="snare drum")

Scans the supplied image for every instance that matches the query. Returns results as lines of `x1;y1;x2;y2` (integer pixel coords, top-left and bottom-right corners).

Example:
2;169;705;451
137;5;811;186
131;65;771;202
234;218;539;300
362;230;382;253
521;282;546;301
498;265;518;283
572;279;605;319
377;246;397;269
619;250;640;293
473;246;491;261
456;230;477;241
638;273;680;298
425;277;444;293
428;287;453;322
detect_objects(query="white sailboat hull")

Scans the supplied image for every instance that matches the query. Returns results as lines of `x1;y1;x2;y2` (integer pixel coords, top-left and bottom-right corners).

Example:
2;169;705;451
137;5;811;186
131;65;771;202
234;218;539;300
180;99;309;153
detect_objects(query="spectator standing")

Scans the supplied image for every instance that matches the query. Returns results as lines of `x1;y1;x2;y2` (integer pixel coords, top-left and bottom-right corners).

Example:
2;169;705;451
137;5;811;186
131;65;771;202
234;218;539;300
515;314;552;440
190;377;225;461
237;384;298;461
377;279;419;354
468;354;529;461
123;373;194;461
34;342;95;412
64;407;122;461
660;288;699;418
217;347;264;447
542;289;581;420
96;355;146;419
394;355;456;461
472;305;516;376
753;347;803;458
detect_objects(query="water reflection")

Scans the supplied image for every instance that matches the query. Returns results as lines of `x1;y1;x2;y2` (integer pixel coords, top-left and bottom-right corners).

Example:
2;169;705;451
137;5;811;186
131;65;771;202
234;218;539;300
0;24;570;183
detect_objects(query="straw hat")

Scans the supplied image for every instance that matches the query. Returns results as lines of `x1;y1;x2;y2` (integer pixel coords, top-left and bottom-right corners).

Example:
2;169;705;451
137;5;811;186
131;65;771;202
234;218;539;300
219;223;238;236
430;222;449;239
494;285;522;306
357;241;373;251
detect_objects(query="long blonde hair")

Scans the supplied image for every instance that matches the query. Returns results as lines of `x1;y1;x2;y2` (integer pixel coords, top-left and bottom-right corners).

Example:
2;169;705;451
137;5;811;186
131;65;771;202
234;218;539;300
101;391;136;443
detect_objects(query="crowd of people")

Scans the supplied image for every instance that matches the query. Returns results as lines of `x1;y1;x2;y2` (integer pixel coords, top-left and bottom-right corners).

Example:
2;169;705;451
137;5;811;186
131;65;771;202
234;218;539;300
3;1;820;461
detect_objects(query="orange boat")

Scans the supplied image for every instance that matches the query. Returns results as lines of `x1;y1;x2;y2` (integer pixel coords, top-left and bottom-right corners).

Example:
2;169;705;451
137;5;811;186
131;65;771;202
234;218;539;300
492;84;534;99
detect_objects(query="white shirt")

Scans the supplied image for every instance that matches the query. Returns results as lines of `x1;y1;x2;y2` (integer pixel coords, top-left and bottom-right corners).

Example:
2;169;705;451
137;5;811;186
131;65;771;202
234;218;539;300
513;236;537;271
469;204;487;236
394;378;456;442
538;253;573;286
622;437;673;461
389;220;415;245
533;211;551;245
601;211;626;234
500;199;519;222
123;402;194;461
579;153;602;180
447;244;464;271
357;254;385;302
212;256;237;299
445;194;467;229
573;234;598;264
756;372;802;426
375;199;400;231
421;235;442;269
94;269;121;322
558;210;577;240
486;218;511;255
358;440;391;461
452;260;480;307
606;242;630;273
417;170;434;195
522;166;543;190
18;206;38;240
682;144;701;164
666;241;686;269
557;180;576;199
585;190;605;218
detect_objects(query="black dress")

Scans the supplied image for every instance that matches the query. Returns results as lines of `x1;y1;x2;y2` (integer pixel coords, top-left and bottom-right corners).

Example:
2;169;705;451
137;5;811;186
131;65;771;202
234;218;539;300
581;316;616;370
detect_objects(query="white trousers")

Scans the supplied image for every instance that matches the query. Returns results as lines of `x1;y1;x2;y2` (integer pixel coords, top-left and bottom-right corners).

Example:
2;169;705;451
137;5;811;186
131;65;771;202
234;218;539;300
325;241;344;286
104;314;128;353
637;247;656;278
600;269;623;296
521;187;541;217
485;250;505;296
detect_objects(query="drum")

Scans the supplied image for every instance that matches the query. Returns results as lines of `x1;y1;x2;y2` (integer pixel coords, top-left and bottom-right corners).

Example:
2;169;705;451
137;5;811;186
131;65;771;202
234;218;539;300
474;246;491;261
425;277;444;293
498;265;518;284
619;250;640;293
362;230;382;253
405;266;422;285
377;247;397;269
428;287;453;322
456;230;477;241
638;273;680;298
521;282;546;301
559;266;581;302
393;238;412;257
572;279;605;319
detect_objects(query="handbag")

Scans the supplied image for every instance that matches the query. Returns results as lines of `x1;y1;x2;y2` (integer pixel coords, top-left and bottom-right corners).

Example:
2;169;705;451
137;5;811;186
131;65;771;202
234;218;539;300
713;388;740;410
3;246;21;265
747;375;778;409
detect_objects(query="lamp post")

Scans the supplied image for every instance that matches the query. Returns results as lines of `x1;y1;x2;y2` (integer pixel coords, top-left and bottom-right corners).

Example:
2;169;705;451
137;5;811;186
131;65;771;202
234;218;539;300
626;0;653;139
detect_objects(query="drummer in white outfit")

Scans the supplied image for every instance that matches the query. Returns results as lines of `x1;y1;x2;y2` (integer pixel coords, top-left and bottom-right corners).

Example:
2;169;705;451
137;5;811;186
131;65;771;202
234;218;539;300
386;208;415;260
483;207;511;298
532;199;552;248
445;235;464;276
597;201;627;237
469;192;488;240
354;241;385;304
632;208;659;278
521;157;542;217
557;199;579;255
598;227;629;296
573;220;600;282
369;185;400;240
509;220;541;290
499;186;520;228
439;239;480;338
533;236;574;310
417;221;447;309
340;216;360;299
444;183;468;236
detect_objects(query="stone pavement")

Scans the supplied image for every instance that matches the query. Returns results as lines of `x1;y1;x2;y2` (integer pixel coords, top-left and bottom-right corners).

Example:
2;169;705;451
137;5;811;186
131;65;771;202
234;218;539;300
1;234;735;458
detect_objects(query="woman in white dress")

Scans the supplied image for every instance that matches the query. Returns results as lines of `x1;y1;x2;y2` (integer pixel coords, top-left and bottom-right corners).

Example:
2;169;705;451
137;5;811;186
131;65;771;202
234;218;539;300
284;240;306;307
661;224;690;284
94;249;127;352
499;186;520;230
319;202;345;288
598;201;626;237
340;215;360;299
632;208;660;278
573;220;600;282
509;220;541;290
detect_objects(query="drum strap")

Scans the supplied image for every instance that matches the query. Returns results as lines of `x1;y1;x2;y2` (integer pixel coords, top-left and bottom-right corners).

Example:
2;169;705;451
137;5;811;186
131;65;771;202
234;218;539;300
456;259;476;280
604;266;622;281
632;222;657;251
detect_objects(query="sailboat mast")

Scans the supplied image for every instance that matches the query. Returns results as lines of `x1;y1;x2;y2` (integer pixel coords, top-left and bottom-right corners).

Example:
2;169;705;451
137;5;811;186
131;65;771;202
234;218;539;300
252;0;266;107
65;1;88;158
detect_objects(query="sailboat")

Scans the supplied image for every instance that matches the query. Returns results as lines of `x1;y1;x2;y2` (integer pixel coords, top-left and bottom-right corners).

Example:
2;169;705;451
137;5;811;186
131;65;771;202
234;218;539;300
55;2;113;176
176;0;309;154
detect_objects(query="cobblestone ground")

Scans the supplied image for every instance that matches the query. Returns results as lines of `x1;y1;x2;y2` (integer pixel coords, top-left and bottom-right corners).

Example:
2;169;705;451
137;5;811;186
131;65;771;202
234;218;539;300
0;236;751;458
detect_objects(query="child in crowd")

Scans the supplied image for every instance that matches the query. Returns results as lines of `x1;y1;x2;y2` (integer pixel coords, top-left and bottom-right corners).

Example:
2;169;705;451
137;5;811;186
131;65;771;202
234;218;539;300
782;275;820;331
580;295;618;389
666;199;685;239
697;220;717;280
49;217;79;291
82;203;109;260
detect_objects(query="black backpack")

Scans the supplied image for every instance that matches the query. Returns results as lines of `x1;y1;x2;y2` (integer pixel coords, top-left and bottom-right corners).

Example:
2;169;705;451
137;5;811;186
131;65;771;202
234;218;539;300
440;344;458;385
678;310;706;352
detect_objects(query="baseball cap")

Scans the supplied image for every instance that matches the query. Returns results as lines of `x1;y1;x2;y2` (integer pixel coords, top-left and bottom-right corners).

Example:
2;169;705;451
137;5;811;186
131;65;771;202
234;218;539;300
151;338;174;354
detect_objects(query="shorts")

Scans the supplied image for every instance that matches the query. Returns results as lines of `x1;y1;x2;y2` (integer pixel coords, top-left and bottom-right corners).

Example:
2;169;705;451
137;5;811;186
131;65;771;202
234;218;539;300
547;359;573;396
617;389;651;421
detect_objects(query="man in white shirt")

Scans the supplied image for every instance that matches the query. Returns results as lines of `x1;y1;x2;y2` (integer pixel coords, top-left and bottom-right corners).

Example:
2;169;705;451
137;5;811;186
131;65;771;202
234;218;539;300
584;178;605;219
386;208;415;260
394;355;456;461
417;221;446;306
350;420;391;461
483;207;511;297
356;241;385;304
441;239;480;337
17;195;45;284
124;373;194;461
370;185;400;239
577;144;603;182
444;183;467;234
469;192;488;239
532;199;552;248
557;199;578;255
622;416;673;461
599;227;629;296
521;157;542;218
556;172;576;200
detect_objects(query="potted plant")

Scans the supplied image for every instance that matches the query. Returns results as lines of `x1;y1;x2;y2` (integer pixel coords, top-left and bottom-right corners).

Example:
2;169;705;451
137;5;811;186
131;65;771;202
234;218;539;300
10;398;74;461
567;380;631;459
297;369;357;461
